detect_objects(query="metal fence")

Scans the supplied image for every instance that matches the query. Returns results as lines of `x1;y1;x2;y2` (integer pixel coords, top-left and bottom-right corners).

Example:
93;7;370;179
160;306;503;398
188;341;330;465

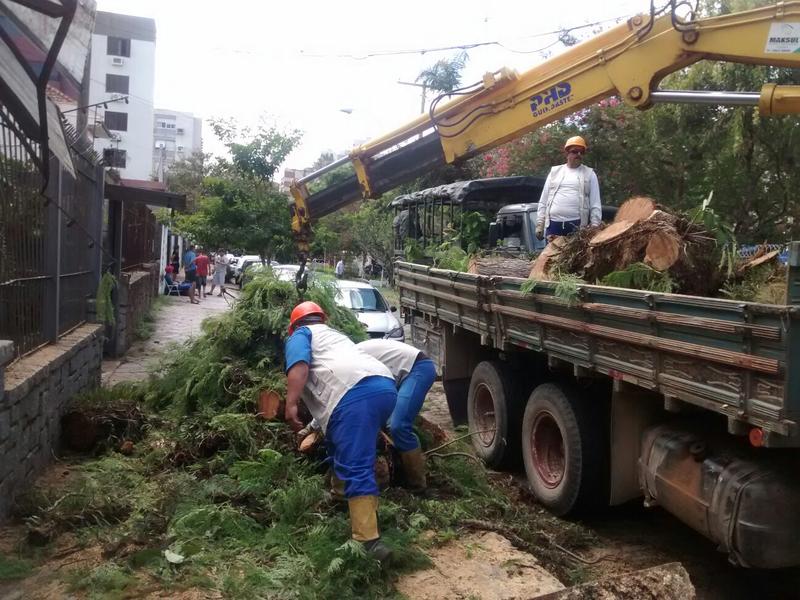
121;201;160;271
0;101;103;359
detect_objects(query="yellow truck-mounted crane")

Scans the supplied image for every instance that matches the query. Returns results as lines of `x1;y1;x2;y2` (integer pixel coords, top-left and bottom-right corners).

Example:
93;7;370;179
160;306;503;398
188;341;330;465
290;0;800;263
288;2;800;569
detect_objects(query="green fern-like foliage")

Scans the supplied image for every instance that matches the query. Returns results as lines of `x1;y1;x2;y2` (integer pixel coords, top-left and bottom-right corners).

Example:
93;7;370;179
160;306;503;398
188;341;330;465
95;272;117;325
601;262;676;293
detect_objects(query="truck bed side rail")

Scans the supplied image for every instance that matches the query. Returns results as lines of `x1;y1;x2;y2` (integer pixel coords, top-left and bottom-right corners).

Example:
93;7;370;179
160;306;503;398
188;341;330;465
396;261;798;446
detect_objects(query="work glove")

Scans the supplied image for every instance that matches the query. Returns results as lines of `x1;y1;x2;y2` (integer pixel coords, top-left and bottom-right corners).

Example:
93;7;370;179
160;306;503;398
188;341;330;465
296;423;315;440
535;224;545;241
298;430;322;453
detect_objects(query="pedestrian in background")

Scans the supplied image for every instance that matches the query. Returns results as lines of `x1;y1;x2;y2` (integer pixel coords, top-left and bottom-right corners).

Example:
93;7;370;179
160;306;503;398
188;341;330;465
335;256;345;279
535;136;601;241
194;248;211;299
209;248;228;297
183;245;198;302
170;249;180;279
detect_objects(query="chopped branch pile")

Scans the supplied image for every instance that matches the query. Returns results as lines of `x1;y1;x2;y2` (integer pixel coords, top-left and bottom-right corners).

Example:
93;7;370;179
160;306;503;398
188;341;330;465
529;197;784;299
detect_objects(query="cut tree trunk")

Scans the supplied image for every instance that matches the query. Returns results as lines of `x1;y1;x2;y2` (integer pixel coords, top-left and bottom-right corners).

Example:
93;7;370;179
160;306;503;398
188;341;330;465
645;230;682;271
588;220;637;246
614;196;657;224
529;237;567;280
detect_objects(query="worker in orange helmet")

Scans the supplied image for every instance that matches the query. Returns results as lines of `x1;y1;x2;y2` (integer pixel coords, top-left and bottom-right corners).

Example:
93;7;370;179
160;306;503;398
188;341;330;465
535;135;602;241
283;301;397;562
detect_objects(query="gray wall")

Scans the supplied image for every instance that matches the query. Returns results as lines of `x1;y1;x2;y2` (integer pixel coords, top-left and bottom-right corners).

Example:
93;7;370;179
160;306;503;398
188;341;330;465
0;325;104;520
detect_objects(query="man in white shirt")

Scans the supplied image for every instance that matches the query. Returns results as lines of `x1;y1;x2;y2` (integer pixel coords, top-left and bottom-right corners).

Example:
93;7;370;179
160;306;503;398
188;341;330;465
535;136;602;240
209;249;229;297
335;256;345;279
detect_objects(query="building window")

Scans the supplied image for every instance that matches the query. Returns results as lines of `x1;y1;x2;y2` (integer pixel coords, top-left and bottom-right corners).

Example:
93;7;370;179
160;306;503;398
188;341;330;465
105;74;129;94
107;36;131;57
156;120;176;130
104;111;128;131
103;148;127;168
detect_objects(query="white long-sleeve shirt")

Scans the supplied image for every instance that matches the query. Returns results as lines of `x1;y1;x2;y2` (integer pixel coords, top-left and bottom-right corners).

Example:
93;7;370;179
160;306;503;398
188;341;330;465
536;164;601;227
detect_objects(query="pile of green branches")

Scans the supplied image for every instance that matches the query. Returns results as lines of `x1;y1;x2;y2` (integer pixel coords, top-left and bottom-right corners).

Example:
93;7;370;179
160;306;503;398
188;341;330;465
144;275;367;417
9;272;598;598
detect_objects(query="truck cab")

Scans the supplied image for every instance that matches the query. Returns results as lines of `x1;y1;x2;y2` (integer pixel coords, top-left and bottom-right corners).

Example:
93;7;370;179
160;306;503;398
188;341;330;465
392;176;546;257
489;203;620;253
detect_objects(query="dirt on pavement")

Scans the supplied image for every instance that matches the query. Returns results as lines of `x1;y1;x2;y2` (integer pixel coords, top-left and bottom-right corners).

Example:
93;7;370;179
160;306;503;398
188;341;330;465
397;531;565;600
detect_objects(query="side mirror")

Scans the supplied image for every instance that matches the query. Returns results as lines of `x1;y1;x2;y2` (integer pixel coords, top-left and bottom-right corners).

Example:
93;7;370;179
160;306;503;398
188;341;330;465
488;222;500;248
390;306;397;312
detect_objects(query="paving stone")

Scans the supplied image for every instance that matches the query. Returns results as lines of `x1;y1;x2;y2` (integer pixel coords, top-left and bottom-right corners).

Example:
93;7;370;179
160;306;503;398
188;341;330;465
101;293;233;386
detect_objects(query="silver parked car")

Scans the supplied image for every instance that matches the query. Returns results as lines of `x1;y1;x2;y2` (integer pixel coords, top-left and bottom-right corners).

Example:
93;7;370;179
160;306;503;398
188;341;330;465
334;279;404;342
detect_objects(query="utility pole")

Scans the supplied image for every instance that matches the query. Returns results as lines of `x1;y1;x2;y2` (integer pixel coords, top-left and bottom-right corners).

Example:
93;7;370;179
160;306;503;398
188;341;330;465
397;80;428;115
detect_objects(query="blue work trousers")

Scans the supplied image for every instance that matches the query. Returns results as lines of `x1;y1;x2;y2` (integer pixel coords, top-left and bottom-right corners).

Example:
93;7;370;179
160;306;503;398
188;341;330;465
546;219;581;238
390;358;436;452
326;376;397;498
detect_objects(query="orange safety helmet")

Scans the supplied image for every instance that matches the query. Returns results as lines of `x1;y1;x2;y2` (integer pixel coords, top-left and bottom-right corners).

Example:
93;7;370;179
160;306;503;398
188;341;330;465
288;301;326;334
564;135;587;151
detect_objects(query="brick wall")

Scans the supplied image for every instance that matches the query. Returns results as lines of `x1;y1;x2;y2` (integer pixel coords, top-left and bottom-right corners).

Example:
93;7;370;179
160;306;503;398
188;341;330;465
109;263;158;357
0;324;104;520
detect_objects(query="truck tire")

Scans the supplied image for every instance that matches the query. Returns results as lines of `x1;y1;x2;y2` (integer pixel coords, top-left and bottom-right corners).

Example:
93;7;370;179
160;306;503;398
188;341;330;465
467;361;524;469
521;382;608;516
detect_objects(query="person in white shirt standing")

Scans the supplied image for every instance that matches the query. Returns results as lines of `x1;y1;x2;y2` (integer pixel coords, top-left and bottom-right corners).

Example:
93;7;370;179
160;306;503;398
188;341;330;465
209;248;228;297
535;136;602;241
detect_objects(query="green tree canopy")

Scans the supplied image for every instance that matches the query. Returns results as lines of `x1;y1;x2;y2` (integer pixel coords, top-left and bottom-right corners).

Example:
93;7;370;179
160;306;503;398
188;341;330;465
170;120;300;261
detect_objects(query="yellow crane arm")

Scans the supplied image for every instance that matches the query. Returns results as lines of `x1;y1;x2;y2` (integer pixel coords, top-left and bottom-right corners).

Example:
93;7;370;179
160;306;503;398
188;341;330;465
290;1;800;251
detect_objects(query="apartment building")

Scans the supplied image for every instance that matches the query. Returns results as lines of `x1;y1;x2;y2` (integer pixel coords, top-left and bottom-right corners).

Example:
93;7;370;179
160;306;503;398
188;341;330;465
152;109;203;181
88;11;156;180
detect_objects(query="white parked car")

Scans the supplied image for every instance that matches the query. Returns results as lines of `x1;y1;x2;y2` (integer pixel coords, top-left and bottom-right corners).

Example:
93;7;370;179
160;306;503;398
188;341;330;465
334;279;404;342
241;263;304;287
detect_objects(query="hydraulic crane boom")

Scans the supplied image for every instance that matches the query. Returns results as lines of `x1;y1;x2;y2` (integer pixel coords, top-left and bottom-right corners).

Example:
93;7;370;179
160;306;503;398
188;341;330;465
290;1;800;259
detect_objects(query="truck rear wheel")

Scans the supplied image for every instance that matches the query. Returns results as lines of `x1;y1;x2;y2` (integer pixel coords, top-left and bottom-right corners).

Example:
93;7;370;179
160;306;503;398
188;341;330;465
467;361;523;469
522;382;608;516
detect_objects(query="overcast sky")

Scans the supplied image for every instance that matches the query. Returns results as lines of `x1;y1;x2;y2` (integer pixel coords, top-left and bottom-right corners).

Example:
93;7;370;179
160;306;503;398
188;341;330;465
95;0;649;171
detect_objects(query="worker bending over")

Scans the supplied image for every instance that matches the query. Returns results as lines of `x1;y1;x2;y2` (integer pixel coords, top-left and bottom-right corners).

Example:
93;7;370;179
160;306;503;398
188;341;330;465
284;301;396;561
356;339;436;491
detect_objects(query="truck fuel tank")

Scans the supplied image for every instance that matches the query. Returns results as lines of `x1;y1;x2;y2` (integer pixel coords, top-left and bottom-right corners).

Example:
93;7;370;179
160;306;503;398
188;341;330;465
640;424;800;568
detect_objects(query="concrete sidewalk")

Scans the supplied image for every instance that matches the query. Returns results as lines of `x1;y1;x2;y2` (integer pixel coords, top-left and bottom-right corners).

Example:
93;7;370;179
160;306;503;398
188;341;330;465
102;289;235;386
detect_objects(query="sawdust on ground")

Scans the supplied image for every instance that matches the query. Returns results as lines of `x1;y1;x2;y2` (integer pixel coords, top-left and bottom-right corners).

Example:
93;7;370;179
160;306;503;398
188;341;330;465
396;531;565;600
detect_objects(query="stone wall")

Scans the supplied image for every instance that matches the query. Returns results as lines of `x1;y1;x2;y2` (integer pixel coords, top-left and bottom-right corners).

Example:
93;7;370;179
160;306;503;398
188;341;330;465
0;324;104;520
109;263;158;357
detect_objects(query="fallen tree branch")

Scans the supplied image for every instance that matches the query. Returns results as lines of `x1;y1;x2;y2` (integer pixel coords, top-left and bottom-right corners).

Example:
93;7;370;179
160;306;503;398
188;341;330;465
424;429;496;455
427;451;482;463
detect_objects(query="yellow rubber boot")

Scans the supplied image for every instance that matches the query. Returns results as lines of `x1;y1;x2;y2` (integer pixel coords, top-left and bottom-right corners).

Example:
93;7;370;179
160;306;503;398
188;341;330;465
348;495;392;562
400;447;427;491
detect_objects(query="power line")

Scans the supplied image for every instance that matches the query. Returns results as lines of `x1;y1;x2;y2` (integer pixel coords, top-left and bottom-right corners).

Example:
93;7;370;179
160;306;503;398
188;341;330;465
296;15;628;60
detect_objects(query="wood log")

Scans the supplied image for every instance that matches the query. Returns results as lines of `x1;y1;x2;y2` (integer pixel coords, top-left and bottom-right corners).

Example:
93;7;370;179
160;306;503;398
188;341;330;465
468;255;534;278
588;220;636;246
257;390;282;420
644;230;681;271
614;196;657;223
529;237;567;280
